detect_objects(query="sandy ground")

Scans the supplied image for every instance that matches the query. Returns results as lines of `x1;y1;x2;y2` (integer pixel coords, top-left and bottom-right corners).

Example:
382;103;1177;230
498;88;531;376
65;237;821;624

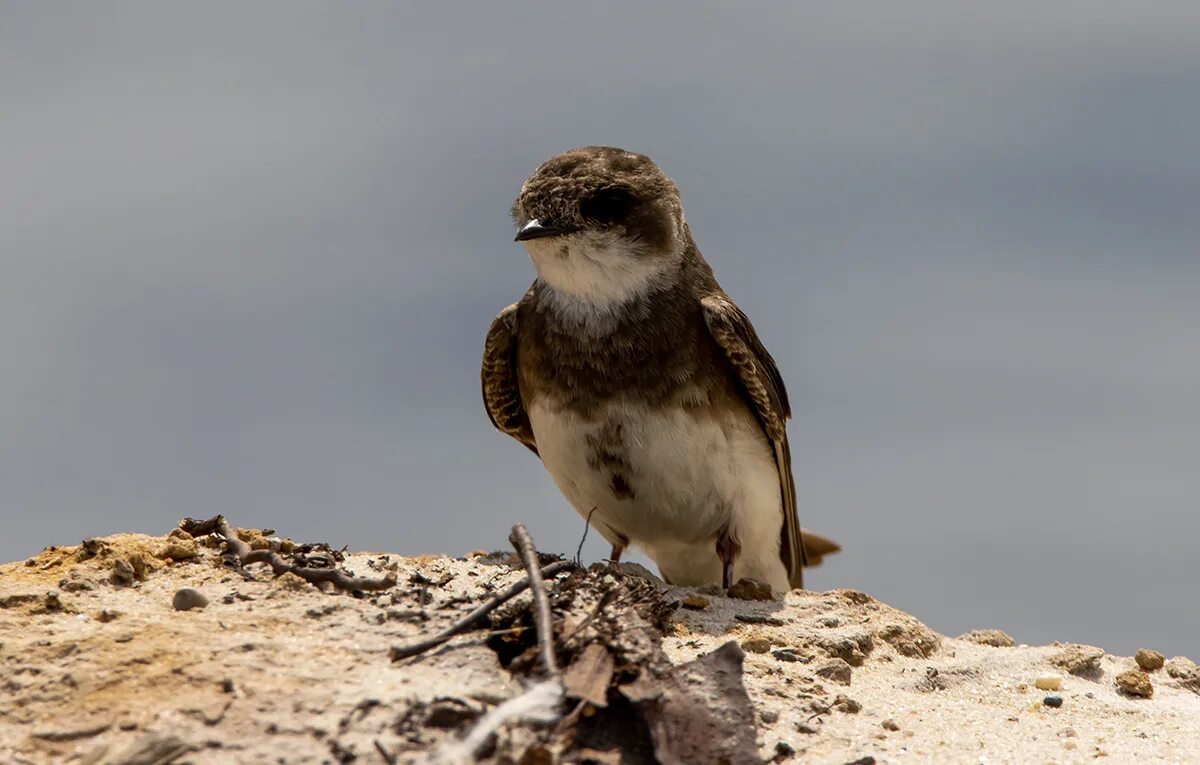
1;530;1198;764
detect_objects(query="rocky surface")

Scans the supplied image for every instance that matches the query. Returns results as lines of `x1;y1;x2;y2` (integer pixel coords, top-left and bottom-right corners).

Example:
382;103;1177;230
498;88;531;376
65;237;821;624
2;529;1199;764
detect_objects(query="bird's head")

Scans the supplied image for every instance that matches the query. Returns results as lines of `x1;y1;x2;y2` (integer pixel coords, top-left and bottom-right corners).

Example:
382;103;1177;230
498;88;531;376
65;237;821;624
511;147;688;309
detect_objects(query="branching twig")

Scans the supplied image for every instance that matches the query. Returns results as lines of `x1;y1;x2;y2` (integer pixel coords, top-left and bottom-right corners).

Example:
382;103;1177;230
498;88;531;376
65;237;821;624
388;560;573;661
509;523;559;677
179;515;396;592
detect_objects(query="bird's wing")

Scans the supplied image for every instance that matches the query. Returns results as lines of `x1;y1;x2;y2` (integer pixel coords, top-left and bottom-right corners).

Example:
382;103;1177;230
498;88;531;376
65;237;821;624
481;303;538;455
700;294;806;589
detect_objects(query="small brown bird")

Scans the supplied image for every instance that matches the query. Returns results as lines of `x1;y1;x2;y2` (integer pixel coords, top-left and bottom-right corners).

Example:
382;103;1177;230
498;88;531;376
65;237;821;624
482;147;838;592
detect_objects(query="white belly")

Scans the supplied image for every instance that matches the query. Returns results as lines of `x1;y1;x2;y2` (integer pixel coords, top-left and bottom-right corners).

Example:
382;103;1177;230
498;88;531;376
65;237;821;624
528;399;789;590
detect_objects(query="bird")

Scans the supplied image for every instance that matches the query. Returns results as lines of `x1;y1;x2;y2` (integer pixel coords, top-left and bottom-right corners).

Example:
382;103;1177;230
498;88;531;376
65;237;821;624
481;146;838;593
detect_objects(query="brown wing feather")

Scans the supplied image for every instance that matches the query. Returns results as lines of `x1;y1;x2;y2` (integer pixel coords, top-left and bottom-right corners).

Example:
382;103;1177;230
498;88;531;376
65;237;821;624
481;303;538;455
700;295;806;589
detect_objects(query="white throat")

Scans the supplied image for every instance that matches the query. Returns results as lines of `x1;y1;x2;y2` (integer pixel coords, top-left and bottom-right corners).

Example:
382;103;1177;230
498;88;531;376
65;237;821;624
522;230;676;331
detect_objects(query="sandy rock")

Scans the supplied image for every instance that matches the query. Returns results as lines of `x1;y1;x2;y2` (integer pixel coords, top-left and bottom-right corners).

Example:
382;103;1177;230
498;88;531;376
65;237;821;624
727;578;773;601
681;595;710;610
1136;648;1166;672
815;658;853;685
741;636;773;654
1115;669;1154;698
960;628;1015;647
4;529;1200;765
1051;643;1105;675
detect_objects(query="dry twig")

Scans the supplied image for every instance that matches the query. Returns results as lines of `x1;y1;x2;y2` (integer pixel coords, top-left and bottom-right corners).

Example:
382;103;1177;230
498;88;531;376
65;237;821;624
509;523;559;677
179;515;396;592
389;559;573;661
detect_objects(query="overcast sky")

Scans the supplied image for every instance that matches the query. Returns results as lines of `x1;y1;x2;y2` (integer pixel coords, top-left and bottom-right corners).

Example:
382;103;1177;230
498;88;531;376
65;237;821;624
3;3;1198;657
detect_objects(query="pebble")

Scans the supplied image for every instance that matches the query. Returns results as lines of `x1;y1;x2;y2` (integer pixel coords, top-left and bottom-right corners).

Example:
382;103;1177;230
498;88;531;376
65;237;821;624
760;709;780;724
833;694;861;713
1115;669;1154;698
1044;696;1064;708
727;578;774;601
159;539;199;562
1135;648;1165;672
96;609;120;623
882;719;900;731
796;720;821;734
680;595;710;610
1035;674;1063;691
173;588;209;611
773;741;795;761
772;648;808;663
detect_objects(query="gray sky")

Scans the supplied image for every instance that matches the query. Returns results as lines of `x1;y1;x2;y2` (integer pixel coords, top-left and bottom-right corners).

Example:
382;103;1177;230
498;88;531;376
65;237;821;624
3;3;1198;657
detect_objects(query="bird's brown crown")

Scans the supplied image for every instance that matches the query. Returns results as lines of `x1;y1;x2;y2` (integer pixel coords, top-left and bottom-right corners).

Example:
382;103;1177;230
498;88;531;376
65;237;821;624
512;146;683;252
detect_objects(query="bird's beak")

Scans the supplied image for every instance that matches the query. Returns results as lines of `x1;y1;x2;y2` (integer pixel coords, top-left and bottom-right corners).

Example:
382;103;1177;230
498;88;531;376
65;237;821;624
514;218;576;242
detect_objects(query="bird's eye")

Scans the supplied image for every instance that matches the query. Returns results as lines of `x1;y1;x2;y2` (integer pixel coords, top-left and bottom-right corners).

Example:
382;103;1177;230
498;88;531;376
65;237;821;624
580;187;635;224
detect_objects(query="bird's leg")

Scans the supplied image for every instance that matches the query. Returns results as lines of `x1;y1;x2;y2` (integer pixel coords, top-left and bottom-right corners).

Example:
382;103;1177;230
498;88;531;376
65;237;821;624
715;530;740;590
607;531;629;569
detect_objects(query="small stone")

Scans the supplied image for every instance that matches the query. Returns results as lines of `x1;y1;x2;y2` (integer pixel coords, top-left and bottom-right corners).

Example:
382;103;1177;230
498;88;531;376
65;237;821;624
815;659;852;685
832;694;861;713
727;578;774;601
42;591;65;612
795;720;820;734
1135;648;1165;672
1035;674;1063;691
760;709;780;724
96;609;120;623
741;637;773;654
772;741;795;762
882;719;900;731
1063;740;1077;751
960;629;1015;648
680;595;710;610
819;617;840;628
1051;644;1105;675
1058;728;1077;738
772;648;808;663
173;588;209;611
110;559;136;587
1043;696;1064;708
1115;669;1153;698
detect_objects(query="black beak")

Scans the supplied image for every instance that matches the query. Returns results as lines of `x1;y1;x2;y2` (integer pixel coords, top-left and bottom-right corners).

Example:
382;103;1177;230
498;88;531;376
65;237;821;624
514;219;576;242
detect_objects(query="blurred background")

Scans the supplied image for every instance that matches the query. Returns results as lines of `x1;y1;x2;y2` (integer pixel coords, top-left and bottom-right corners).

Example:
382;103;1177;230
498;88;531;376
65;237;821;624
2;3;1197;656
